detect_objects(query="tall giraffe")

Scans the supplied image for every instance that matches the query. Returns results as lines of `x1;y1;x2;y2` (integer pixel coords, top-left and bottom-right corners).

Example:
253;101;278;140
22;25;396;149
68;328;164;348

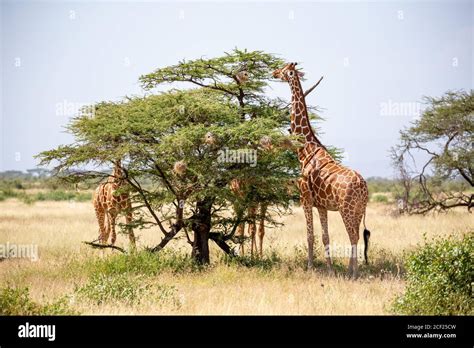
273;63;370;278
230;178;267;257
93;160;136;248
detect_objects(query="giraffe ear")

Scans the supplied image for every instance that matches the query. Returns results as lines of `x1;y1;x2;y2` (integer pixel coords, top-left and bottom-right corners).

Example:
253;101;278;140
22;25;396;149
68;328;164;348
297;71;305;78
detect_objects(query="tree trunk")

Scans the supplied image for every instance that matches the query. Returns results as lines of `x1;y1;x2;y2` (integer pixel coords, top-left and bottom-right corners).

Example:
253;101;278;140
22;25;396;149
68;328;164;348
191;198;213;264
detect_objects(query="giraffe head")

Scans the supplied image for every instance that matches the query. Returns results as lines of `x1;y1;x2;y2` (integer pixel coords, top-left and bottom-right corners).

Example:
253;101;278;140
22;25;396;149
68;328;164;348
272;62;305;82
112;159;125;180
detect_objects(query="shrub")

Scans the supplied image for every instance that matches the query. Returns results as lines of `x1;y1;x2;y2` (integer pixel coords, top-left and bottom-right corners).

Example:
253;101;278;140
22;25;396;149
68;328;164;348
5;190;94;204
393;233;473;315
0;285;77;315
0;286;39;315
39;297;78;315
222;251;282;271
75;274;151;305
75;273;180;307
75;192;93;202
371;194;389;203
19;194;36;205
83;250;200;277
34;190;92;202
0;188;18;200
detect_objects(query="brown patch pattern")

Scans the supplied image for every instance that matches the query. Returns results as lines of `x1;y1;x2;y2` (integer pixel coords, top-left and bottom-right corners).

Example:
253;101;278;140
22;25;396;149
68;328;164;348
92;161;136;248
273;63;369;277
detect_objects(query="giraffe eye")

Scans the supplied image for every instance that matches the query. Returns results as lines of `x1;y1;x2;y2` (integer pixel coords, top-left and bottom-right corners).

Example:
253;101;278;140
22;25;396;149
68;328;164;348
287;71;294;77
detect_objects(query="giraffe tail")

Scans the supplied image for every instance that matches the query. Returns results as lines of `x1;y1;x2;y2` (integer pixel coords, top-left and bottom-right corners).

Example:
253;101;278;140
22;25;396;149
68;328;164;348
362;210;370;265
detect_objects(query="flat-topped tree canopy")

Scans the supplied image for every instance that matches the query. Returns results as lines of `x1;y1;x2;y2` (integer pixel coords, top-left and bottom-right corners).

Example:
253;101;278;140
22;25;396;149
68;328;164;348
140;48;283;107
38;49;340;263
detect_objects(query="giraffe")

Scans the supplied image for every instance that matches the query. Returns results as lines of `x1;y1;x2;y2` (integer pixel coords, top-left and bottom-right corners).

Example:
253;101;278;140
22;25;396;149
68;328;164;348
273;62;370;278
230;178;267;257
93;160;136;249
205;128;268;257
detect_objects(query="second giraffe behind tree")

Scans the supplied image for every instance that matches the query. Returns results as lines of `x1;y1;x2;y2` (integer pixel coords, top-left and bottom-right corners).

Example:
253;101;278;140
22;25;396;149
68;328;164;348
93;160;136;249
273;62;370;278
230;178;267;257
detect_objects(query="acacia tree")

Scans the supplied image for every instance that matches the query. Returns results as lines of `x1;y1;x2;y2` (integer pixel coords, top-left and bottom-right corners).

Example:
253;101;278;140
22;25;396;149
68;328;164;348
391;90;473;214
39;49;335;263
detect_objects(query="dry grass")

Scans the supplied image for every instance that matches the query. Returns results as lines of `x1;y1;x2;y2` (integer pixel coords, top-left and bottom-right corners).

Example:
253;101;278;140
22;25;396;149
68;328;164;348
0;199;471;315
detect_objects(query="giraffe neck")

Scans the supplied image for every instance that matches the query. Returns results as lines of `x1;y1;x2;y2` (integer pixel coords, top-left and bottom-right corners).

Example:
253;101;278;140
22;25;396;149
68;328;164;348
109;162;123;185
289;77;325;163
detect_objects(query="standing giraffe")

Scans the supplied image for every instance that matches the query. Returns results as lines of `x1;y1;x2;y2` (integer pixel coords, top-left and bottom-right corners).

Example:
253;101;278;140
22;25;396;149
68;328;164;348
206;129;268;258
273;62;370;278
230;178;267;257
93;160;136;248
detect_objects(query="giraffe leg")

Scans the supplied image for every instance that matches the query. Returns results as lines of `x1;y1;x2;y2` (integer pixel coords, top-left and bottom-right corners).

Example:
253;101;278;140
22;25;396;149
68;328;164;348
303;201;314;270
108;211;117;245
318;208;334;275
258;204;267;258
341;210;362;279
299;179;315;270
237;223;245;256
98;211;106;244
351;244;358;279
102;209;111;244
126;208;136;250
248;206;257;257
352;212;364;279
94;202;106;244
249;223;256;257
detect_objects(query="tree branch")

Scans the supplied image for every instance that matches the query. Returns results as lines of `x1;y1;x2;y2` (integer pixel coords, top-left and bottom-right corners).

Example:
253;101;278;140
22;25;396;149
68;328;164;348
152;161;178;197
122;169;170;236
457;167;474;187
82;241;126;253
209;232;236;256
187;77;238;97
149;200;185;253
149;222;182;253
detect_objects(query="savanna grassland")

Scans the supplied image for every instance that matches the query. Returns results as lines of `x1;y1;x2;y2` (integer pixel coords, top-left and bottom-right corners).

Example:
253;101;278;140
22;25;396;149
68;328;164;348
1;196;472;315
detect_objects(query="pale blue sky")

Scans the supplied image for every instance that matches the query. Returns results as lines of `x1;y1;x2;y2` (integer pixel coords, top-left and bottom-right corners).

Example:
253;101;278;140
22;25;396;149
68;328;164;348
1;0;472;177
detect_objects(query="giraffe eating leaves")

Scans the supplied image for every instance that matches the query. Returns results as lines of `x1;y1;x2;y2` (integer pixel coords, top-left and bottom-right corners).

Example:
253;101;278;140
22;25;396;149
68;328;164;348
93;160;136;249
273;62;370;278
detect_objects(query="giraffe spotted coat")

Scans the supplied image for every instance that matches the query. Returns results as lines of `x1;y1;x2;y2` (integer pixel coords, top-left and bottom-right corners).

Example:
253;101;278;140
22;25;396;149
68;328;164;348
93;161;136;248
273;62;370;278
